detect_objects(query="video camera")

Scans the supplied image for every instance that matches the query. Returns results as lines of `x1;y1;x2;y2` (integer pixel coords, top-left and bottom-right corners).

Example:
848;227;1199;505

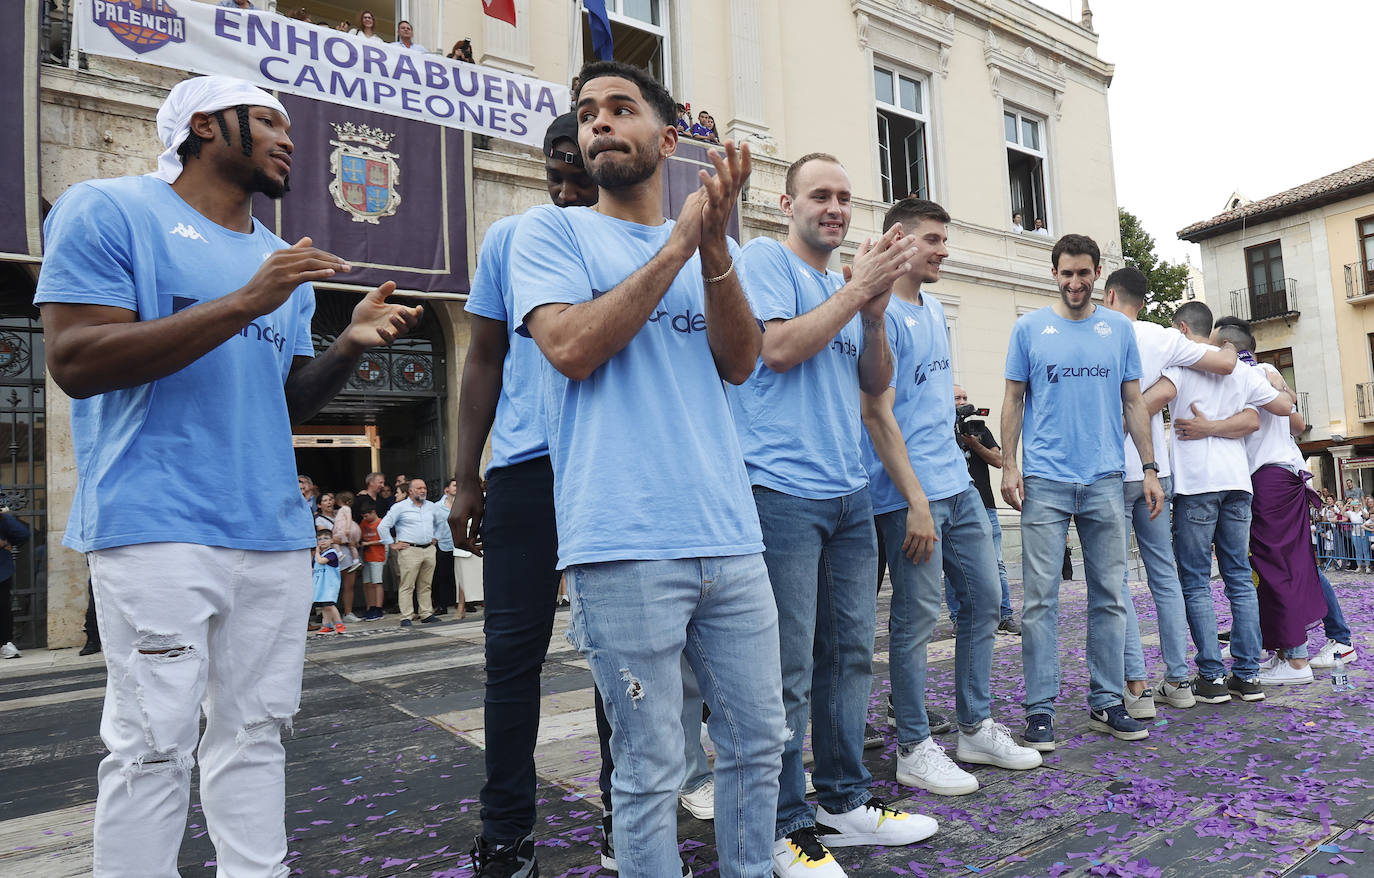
955;403;990;436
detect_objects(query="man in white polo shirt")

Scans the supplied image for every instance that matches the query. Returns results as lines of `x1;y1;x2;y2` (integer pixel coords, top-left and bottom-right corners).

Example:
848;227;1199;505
1143;302;1294;704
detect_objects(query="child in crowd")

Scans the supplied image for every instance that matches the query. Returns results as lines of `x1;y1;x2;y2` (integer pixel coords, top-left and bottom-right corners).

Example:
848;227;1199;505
358;498;387;621
313;529;345;634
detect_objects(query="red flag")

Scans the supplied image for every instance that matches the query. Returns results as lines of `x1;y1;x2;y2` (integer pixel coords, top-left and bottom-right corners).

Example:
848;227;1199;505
483;0;516;26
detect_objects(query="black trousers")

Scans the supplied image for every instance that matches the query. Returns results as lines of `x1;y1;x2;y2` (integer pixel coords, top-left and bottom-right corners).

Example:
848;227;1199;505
478;457;562;843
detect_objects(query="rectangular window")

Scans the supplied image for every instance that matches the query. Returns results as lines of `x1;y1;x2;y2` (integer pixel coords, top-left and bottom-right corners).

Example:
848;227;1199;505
874;64;930;203
1243;240;1289;318
583;0;669;88
1005;108;1048;234
1256;347;1296;392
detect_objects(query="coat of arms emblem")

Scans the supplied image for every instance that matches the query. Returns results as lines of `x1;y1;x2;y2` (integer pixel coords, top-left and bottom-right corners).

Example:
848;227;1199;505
328;122;402;224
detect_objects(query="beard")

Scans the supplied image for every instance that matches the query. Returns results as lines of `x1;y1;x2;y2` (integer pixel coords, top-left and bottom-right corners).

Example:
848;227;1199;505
587;142;658;190
250;167;290;199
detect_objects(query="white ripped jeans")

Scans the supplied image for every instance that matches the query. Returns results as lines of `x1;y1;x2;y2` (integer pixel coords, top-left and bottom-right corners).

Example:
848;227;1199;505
88;543;313;877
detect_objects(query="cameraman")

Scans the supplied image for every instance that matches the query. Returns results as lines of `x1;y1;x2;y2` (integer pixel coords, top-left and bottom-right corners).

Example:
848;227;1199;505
951;385;1019;634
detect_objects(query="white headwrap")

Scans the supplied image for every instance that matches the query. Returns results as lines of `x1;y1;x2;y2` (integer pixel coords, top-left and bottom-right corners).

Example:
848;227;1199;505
149;75;290;183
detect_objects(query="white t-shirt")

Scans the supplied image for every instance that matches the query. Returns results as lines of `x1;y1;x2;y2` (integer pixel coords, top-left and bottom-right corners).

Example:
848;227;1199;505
1125;321;1209;482
1241;362;1305;474
1164;352;1279;495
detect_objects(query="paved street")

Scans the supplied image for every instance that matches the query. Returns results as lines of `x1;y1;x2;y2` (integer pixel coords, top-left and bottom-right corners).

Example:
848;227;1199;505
2;573;1373;878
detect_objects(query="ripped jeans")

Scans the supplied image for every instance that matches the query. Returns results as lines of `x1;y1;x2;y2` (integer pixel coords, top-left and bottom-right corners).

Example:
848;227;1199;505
88;543;313;878
565;555;786;878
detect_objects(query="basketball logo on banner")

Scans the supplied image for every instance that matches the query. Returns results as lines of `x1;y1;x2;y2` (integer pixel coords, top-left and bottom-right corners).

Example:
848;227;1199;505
91;0;187;54
327;122;401;224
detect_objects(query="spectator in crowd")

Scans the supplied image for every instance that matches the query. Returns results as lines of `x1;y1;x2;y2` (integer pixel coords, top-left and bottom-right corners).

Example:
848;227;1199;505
337;19;352;31
393;472;410;505
1346;477;1364;501
951;384;1019;634
1011;212;1024;233
689;110;720;143
217;0;255;8
356;497;387;621
334;490;363;621
354;10;383;42
395;20;426;52
314;492;337;534
675;103;691;133
313;530;345;634
288;7;310;21
448;38;474;62
1348;500;1371;574
433;479;459;615
379;478;449;625
0;509;30;659
299;474;318;515
1033;218;1050;236
361;471;393;519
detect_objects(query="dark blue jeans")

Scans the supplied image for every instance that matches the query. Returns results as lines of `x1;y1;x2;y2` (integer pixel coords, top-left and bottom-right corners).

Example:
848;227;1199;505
479;457;562;844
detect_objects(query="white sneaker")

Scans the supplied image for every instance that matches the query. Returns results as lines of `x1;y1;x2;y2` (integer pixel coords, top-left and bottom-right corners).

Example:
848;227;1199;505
1310;641;1358;669
0;641;18;659
1123;687;1157;720
1259;652;1283;673
896;737;978;795
772;830;845;877
1259;660;1314;686
816;798;938;847
1152;679;1196;709
343;613;361;623
955;718;1042;770
679;777;714;820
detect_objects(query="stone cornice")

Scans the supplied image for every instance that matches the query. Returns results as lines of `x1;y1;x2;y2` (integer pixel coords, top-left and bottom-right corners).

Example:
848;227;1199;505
851;0;956;51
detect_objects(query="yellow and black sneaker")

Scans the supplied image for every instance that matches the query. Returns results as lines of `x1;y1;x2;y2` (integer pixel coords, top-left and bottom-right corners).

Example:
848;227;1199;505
772;827;845;877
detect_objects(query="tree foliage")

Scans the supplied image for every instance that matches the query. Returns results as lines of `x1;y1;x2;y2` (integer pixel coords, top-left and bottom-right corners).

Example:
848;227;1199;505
1118;208;1190;327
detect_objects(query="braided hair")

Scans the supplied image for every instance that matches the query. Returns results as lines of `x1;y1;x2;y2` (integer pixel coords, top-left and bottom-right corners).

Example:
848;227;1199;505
175;105;255;162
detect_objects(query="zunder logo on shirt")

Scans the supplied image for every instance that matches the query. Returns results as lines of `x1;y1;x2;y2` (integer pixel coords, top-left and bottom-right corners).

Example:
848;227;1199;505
1046;363;1112;384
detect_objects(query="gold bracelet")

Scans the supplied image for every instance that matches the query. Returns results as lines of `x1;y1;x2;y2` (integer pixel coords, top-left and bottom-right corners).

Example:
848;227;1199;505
703;260;735;285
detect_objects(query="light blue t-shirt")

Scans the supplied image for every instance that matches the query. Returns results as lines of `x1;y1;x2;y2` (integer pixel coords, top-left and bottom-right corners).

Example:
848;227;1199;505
464;213;548;472
862;293;970;514
510;204;763;568
729;237;868;500
1004;305;1142;484
34;176;316;552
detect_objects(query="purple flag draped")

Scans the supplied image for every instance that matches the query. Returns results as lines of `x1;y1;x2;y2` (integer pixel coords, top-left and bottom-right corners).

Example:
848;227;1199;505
2;4;40;258
252;94;468;294
1250;464;1328;650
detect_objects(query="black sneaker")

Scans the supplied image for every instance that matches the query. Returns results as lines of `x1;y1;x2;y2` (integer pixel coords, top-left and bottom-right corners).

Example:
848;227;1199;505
420;614;440;624
1088;704;1149;741
1226;674;1265;702
885;695;954;734
1023;713;1055;751
997;617;1022;635
1192;675;1232;704
600;813;690;876
471;834;538;878
79;640;102;656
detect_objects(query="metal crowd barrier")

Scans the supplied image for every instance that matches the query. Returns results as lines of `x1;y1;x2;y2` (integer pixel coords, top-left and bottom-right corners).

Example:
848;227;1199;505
1314;520;1373;570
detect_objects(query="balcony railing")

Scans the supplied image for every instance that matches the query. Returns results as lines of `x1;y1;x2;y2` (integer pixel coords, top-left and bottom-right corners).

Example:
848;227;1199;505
1227;278;1298;323
1346;261;1374;301
1358;383;1374;422
41;0;73;66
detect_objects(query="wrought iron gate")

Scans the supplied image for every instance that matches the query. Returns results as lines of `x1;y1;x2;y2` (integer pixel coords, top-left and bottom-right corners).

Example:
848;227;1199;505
0;314;46;649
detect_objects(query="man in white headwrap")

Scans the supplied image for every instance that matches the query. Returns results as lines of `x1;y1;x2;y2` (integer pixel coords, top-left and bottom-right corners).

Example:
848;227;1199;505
34;75;421;877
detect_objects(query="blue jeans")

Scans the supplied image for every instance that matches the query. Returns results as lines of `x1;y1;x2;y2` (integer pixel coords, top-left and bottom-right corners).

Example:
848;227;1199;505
753;486;876;839
1172;490;1260;680
1121;476;1192;683
944;506;1014;621
1020;474;1128;716
594;654;711;811
879;486;1000;744
1319;568;1353;644
565;556;785;878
